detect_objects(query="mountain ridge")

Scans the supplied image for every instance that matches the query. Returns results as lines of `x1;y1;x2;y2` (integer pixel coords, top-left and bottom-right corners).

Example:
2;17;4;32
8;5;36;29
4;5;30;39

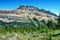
0;5;58;23
17;5;58;17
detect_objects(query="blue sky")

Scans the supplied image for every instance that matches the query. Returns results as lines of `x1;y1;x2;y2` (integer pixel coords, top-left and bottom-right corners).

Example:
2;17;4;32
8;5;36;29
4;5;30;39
0;0;60;15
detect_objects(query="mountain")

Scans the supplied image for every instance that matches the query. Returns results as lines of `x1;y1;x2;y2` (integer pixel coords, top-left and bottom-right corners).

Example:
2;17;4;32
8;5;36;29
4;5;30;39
0;5;58;23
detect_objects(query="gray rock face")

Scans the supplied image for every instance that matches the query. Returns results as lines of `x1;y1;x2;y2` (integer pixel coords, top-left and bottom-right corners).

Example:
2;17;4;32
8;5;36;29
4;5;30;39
0;6;58;23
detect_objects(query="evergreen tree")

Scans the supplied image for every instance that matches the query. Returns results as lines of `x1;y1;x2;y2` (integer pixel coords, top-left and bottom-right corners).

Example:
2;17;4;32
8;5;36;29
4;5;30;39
41;19;46;25
47;20;53;29
58;13;60;27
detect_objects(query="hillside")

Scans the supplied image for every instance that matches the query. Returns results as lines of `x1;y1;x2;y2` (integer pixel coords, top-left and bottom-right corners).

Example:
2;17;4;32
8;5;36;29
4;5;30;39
0;6;60;40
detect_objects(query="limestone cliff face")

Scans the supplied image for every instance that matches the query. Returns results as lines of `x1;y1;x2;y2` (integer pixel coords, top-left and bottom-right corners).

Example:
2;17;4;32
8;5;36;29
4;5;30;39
0;6;58;23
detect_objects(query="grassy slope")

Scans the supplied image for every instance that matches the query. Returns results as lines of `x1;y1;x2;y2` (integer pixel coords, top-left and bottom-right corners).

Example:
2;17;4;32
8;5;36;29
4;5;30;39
0;28;60;40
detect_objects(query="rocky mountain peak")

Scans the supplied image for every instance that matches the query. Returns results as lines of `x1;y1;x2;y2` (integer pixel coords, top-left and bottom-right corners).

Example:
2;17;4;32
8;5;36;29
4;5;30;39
0;5;58;23
17;5;38;10
17;5;57;17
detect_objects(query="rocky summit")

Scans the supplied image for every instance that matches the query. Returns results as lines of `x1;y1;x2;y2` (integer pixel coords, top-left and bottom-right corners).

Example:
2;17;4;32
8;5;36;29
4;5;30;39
0;5;58;23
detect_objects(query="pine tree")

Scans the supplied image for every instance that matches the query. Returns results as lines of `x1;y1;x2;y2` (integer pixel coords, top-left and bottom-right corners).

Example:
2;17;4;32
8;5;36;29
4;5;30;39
47;20;53;29
58;13;60;27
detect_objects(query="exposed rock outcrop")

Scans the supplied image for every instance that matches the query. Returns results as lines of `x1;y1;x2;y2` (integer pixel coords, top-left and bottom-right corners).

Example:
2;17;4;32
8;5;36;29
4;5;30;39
0;5;58;23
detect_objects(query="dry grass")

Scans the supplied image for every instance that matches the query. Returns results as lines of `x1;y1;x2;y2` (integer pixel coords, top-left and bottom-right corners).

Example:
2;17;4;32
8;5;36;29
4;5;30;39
0;33;48;40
